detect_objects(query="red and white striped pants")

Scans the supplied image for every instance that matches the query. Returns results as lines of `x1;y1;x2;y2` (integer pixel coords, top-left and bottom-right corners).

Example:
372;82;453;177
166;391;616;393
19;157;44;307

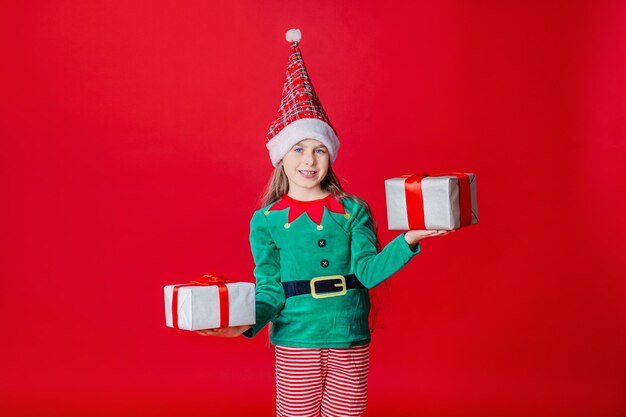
275;344;370;417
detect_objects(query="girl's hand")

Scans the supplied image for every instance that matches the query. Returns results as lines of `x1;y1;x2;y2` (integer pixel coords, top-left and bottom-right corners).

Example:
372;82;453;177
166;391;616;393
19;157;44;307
195;325;251;338
404;229;453;249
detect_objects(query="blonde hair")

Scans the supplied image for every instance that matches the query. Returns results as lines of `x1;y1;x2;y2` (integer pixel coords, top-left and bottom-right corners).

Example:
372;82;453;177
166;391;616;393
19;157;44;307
260;165;379;241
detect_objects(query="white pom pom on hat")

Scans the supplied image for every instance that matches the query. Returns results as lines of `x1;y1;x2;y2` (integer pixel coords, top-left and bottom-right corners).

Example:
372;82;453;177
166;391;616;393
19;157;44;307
285;28;302;43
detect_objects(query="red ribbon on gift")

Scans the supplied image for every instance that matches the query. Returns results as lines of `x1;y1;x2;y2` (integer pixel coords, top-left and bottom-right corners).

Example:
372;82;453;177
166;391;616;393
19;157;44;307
401;172;473;230
171;273;230;329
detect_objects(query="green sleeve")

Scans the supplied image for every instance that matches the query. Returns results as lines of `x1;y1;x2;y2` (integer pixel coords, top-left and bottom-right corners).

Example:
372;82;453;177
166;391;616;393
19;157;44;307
243;210;285;338
349;202;420;288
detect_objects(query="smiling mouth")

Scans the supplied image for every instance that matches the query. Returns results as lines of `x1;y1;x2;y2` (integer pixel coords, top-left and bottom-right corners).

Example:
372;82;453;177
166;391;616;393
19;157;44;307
298;170;318;178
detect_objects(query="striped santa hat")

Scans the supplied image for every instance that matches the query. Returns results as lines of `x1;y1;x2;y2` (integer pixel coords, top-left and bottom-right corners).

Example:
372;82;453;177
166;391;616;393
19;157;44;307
265;28;340;167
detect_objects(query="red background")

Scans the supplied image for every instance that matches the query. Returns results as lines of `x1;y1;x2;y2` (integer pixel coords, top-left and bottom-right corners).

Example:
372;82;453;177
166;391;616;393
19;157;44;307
1;1;625;416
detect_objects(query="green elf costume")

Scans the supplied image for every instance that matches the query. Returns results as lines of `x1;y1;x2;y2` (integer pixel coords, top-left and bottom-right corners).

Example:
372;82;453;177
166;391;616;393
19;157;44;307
243;29;421;348
245;194;420;347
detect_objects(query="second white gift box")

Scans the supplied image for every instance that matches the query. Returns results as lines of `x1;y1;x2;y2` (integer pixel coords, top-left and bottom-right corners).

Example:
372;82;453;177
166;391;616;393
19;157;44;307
385;172;479;230
164;278;255;331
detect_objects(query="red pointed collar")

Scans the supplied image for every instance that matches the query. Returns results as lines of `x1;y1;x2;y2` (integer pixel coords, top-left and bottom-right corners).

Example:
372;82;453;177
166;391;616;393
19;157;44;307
268;194;346;225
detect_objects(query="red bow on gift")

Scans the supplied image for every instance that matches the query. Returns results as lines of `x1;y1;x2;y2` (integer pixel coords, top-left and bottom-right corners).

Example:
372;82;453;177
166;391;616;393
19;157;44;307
171;273;230;330
401;172;473;230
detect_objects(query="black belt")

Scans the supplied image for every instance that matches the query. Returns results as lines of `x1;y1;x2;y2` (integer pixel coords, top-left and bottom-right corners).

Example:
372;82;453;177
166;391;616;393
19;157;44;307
282;274;364;299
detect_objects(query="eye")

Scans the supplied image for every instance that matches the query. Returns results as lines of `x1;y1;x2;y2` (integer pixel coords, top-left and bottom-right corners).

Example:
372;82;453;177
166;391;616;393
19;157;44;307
315;148;327;154
293;147;303;153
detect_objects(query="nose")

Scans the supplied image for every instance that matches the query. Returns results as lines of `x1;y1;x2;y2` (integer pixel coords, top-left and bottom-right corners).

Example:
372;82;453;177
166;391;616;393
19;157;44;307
302;150;315;165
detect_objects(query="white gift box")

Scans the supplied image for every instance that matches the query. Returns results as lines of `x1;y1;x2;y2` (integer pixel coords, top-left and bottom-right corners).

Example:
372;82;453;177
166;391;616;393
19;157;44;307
385;173;479;230
164;282;255;330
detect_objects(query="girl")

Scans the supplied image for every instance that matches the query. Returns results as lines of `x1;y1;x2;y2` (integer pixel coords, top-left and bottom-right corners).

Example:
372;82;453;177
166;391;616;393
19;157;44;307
198;29;450;416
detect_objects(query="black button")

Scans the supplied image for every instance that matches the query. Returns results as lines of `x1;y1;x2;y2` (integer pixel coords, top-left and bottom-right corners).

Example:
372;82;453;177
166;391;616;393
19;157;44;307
318;239;326;247
320;259;329;268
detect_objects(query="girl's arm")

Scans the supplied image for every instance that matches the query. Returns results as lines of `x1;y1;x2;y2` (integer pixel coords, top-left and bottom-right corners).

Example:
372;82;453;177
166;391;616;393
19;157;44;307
242;209;285;338
349;202;449;288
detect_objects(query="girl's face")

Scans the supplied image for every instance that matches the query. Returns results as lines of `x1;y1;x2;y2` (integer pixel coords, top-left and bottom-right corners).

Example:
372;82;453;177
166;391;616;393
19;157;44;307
280;139;330;197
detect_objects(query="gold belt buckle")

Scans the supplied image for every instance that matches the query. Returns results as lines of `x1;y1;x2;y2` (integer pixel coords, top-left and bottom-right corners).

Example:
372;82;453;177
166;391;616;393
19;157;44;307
310;275;347;299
